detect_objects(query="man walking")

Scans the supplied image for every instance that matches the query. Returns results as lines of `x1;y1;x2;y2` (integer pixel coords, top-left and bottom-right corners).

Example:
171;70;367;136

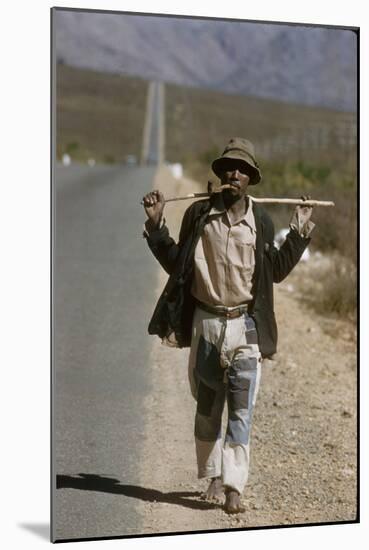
142;138;314;514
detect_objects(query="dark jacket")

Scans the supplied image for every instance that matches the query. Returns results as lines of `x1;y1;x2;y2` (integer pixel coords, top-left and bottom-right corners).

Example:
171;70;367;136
144;196;310;357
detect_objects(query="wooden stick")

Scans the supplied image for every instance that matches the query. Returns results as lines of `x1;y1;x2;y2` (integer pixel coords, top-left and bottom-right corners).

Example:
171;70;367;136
164;192;209;202
140;184;334;207
250;197;334;207
144;193;334;207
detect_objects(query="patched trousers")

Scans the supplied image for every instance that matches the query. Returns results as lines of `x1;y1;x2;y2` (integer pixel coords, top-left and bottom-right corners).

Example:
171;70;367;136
188;305;262;495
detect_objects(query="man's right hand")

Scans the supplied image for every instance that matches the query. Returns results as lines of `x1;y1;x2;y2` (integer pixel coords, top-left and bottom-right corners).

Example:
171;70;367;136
142;189;165;230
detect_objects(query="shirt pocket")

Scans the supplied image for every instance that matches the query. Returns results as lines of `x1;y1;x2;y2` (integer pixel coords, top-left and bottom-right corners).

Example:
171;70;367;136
230;232;256;268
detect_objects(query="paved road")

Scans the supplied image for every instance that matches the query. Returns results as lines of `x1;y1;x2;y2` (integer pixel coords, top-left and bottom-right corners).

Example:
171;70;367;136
52;163;158;541
141;81;165;165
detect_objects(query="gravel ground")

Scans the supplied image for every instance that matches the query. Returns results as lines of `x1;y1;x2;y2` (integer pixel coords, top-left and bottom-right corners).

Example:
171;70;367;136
137;167;357;535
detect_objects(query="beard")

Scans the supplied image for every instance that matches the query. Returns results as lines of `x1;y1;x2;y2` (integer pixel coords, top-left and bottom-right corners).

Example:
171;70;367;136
221;186;244;207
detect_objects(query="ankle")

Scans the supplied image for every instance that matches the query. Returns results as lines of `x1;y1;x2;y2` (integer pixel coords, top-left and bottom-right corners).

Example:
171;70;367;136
224;486;239;495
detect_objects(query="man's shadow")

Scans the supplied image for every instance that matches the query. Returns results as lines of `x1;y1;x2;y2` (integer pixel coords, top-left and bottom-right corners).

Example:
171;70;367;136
56;473;221;511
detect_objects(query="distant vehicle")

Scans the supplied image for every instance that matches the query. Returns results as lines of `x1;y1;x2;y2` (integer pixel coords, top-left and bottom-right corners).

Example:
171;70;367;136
125;155;137;165
62;153;71;166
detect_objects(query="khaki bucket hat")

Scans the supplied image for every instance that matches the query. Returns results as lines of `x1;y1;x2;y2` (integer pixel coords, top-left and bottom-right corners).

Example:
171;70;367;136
211;137;262;185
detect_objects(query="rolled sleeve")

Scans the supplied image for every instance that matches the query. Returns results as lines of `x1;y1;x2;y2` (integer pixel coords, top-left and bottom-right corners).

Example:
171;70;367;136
142;216;166;238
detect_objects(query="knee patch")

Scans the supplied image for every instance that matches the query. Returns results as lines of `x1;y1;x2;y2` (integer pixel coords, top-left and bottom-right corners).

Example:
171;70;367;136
197;381;216;416
195;335;223;388
195;381;223;441
227;356;258;411
228;378;250;410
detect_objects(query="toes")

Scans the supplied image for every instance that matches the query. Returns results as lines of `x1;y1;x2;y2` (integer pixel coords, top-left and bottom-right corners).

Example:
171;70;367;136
200;491;224;503
224;503;245;514
224;491;245;514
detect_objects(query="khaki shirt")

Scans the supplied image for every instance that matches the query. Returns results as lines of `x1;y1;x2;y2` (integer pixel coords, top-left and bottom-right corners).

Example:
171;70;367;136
191;194;256;308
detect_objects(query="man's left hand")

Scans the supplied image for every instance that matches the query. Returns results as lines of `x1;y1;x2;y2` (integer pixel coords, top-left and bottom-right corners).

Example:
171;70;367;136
295;194;314;226
289;194;315;238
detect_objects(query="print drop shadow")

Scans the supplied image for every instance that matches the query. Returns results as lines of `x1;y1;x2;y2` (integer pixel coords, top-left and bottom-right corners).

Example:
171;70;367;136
56;473;220;511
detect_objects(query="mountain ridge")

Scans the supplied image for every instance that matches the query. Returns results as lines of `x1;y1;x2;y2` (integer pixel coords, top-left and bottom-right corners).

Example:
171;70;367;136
54;10;357;112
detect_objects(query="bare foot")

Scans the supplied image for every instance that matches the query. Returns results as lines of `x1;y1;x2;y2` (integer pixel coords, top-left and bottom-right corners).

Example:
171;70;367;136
200;477;224;502
224;488;245;514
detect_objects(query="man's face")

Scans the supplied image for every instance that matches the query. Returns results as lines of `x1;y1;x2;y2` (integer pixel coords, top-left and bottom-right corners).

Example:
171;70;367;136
220;161;251;200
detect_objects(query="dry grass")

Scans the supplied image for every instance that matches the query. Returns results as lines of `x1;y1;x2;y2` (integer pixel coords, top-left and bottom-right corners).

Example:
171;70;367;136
56;64;148;163
314;259;356;317
288;252;357;320
165;81;356;168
